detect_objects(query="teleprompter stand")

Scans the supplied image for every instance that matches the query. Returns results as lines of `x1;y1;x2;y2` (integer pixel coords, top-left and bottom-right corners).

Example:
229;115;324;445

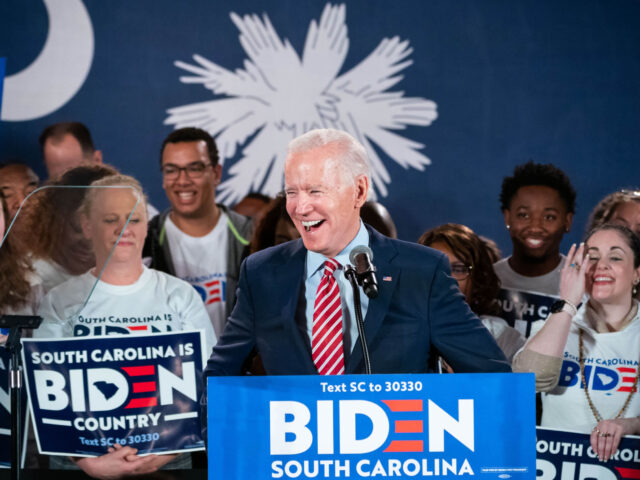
1;315;42;480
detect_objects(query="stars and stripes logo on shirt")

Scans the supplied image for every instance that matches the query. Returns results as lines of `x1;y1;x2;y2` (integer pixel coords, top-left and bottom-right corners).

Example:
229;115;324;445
193;279;226;305
204;279;223;305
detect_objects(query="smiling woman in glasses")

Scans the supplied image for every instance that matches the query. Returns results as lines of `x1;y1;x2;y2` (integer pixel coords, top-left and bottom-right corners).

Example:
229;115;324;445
418;223;525;363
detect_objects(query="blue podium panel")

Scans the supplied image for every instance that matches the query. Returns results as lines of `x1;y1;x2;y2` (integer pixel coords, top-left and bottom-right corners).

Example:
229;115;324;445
21;331;207;457
207;373;535;479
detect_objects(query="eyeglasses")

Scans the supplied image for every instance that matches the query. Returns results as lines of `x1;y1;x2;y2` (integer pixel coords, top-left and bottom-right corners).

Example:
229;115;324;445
450;262;472;281
161;162;212;180
620;189;640;197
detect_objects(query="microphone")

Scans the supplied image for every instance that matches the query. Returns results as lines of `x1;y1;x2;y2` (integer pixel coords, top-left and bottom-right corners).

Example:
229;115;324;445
349;245;378;299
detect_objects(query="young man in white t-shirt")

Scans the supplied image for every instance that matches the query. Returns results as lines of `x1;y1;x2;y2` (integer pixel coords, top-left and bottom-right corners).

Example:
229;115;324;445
143;128;252;338
494;161;577;425
494;161;577;337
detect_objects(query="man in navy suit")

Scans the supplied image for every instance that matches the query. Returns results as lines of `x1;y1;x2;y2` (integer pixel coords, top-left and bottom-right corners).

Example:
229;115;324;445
204;129;510;376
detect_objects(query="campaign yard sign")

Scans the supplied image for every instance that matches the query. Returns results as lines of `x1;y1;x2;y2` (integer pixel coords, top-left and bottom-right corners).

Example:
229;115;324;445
21;331;207;457
207;373;535;479
536;427;640;479
496;288;559;338
0;346;28;468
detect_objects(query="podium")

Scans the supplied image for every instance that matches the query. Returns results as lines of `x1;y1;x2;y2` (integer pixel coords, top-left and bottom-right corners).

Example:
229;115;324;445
207;373;535;479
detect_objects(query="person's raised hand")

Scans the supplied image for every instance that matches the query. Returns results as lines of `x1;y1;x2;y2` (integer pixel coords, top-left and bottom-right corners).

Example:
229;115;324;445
559;242;589;307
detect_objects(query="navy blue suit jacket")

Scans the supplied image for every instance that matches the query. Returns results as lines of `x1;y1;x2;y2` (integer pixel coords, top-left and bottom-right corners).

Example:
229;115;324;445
204;227;510;376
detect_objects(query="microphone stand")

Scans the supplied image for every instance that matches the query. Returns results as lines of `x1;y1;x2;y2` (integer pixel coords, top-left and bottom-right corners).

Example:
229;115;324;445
344;266;372;375
1;315;42;480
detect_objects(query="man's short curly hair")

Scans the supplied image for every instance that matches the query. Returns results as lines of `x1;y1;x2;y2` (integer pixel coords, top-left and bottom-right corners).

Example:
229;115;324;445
499;161;576;213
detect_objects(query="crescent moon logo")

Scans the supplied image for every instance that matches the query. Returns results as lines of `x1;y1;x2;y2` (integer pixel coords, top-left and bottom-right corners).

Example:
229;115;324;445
1;0;94;122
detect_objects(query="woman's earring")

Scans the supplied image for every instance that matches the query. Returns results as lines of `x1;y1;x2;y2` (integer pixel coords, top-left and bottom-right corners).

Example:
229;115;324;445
506;225;511;230
633;280;639;296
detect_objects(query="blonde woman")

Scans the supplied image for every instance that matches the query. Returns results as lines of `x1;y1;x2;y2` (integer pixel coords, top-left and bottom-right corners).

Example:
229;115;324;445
36;174;215;478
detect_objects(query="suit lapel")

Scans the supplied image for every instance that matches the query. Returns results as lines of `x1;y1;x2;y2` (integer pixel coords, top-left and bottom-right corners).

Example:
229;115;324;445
275;240;317;373
346;228;400;373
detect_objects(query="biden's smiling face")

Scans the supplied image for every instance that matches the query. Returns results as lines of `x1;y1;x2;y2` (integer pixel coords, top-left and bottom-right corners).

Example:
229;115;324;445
284;144;367;258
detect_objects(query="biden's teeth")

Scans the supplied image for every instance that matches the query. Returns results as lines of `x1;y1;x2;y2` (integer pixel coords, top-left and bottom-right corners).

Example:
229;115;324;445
302;220;322;232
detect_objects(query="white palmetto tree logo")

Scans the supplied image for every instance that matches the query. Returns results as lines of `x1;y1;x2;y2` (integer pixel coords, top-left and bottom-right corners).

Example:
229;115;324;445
165;3;438;203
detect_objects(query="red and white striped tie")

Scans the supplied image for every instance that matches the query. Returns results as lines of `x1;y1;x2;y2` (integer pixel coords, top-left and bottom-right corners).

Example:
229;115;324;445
312;258;345;375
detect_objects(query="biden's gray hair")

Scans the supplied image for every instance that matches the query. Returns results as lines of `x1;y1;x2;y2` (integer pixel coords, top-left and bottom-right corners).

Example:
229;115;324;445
287;129;371;186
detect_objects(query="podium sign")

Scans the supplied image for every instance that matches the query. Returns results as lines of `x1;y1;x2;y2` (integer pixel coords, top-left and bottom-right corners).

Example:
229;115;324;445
536;427;640;479
22;331;207;456
207;373;535;479
497;288;558;338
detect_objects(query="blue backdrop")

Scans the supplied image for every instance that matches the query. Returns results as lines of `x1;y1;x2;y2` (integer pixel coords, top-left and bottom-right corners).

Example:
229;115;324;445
1;0;639;253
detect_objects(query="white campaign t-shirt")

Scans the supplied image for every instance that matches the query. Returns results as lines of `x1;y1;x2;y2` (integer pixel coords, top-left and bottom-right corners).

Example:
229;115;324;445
480;315;526;363
164;213;229;338
541;302;640;433
494;255;564;337
35;266;216;353
32;257;73;294
494;255;565;296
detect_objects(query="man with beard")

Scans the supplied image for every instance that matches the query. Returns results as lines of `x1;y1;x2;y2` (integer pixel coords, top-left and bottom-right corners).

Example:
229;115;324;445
494;161;576;338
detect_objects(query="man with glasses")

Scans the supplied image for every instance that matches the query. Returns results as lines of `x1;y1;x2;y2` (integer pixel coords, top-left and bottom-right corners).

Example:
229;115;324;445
143;128;252;338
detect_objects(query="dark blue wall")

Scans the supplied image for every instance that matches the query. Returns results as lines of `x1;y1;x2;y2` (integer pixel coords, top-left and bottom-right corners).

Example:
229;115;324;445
2;0;639;255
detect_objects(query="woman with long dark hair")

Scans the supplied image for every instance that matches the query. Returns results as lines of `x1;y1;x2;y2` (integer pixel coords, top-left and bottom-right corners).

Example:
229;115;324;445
18;164;118;293
418;223;525;362
0;196;43;326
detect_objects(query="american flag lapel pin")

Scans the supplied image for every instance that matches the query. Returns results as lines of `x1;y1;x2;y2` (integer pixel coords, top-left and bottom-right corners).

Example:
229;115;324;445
382;275;392;282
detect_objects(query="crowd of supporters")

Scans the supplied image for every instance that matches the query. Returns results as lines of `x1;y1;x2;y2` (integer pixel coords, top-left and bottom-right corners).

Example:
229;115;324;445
1;121;639;474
